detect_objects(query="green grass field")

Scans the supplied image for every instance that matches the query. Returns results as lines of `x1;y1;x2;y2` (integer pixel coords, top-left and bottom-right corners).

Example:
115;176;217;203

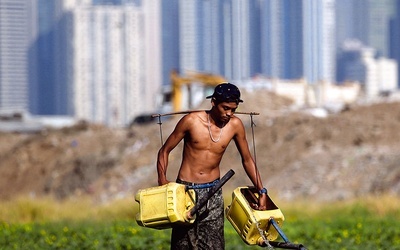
1;195;399;250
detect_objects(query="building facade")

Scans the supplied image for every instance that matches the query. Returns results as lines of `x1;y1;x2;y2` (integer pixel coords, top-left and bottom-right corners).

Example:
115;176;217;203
0;0;36;112
260;0;303;80
2;0;399;126
30;0;162;127
303;0;336;85
64;5;147;126
389;0;400;87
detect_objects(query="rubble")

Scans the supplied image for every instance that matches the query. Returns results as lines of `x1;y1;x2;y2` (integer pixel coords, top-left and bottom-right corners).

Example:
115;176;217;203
0;90;399;203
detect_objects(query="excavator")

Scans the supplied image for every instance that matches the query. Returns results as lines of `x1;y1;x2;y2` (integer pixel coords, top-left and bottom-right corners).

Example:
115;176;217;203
132;70;225;125
168;69;227;112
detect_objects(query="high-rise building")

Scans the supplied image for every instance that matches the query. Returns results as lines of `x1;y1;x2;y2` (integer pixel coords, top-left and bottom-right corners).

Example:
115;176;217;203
5;0;396;124
282;0;303;79
178;0;262;81
33;0;59;115
179;0;225;76
336;0;397;57
92;0;138;5
160;0;179;86
30;0;162;126
303;0;336;87
63;5;149;126
336;0;399;86
367;0;397;57
260;0;282;78
203;0;228;75
260;0;303;80
179;0;203;74
0;0;36;112
141;0;163;111
335;0;368;49
389;0;400;87
224;0;260;81
32;0;93;115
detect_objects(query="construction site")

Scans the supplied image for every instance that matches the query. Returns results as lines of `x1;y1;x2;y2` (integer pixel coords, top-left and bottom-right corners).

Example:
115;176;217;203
0;80;400;204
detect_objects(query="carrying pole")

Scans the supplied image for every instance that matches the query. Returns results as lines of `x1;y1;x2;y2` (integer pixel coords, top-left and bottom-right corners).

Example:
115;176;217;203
152;110;259;118
152;110;259;146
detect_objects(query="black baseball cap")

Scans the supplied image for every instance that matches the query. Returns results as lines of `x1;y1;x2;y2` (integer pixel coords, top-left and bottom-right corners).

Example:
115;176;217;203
206;83;243;104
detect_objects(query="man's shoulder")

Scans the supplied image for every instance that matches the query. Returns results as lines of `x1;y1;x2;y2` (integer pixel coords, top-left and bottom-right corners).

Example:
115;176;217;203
179;111;205;124
231;115;243;124
184;111;206;120
229;115;245;131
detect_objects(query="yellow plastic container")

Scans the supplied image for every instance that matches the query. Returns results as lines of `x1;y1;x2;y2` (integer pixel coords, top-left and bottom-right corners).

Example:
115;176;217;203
135;183;196;229
225;187;285;244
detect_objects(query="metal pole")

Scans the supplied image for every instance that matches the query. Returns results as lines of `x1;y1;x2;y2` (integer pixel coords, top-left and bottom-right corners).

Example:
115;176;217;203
266;241;307;250
270;217;290;243
188;169;235;218
261;218;307;250
155;115;164;146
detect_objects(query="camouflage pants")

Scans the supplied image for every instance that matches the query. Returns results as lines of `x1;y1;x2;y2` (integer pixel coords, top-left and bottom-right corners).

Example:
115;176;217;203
171;179;224;250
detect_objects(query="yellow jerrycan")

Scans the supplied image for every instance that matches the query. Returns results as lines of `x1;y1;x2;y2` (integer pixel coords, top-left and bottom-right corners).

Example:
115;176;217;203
225;186;285;245
135;182;196;229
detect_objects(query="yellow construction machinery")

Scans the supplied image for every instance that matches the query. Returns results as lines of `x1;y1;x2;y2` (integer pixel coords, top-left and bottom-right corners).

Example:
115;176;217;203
169;69;227;112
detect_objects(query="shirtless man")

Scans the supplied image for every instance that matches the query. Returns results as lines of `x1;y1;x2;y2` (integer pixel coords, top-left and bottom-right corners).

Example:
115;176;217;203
157;83;267;250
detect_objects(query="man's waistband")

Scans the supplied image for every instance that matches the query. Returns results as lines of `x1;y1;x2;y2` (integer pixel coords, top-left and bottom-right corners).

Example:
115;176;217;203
177;178;220;189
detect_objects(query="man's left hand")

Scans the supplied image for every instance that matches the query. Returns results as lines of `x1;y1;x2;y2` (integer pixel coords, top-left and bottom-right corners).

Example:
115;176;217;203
258;193;267;210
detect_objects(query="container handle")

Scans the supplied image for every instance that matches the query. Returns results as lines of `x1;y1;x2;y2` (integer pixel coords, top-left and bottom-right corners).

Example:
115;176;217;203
187;169;235;219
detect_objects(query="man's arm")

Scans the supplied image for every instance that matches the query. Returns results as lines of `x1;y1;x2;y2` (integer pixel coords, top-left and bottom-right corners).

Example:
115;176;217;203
157;116;189;185
233;118;267;210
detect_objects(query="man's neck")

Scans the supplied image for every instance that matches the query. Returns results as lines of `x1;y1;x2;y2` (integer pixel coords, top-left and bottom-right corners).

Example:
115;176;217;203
208;110;225;128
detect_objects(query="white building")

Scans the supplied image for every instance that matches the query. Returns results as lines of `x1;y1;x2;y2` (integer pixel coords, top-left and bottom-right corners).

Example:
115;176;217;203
63;3;160;127
375;58;398;95
348;48;398;98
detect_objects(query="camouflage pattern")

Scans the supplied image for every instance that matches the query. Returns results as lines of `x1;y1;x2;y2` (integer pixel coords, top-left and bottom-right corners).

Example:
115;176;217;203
171;180;224;250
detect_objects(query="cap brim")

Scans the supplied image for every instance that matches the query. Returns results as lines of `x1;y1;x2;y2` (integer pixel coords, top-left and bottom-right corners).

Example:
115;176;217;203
205;95;243;103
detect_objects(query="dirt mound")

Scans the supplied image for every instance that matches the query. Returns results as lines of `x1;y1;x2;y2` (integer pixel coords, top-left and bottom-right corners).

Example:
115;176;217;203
0;91;399;203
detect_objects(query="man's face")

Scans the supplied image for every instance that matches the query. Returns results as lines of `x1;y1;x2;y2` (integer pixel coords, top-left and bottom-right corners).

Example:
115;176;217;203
214;101;238;123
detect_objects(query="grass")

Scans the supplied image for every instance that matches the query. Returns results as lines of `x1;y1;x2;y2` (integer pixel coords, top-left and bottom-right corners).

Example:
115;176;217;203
0;196;137;223
0;194;399;249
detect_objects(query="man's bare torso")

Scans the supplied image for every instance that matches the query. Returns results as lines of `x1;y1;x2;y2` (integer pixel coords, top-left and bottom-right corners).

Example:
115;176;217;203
177;111;237;183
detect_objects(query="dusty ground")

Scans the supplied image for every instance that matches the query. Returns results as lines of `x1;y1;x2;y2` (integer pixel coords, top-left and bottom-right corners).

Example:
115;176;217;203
0;90;399;203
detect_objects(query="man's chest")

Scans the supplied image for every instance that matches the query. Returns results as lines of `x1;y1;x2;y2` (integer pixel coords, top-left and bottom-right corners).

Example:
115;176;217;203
186;125;233;150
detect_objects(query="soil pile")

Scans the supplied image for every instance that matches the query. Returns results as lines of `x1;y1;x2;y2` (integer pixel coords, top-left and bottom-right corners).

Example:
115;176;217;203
0;90;399;203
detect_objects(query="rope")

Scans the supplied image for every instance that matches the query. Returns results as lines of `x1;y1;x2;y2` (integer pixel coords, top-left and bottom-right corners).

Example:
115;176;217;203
249;114;273;249
250;113;258;187
156;115;164;146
